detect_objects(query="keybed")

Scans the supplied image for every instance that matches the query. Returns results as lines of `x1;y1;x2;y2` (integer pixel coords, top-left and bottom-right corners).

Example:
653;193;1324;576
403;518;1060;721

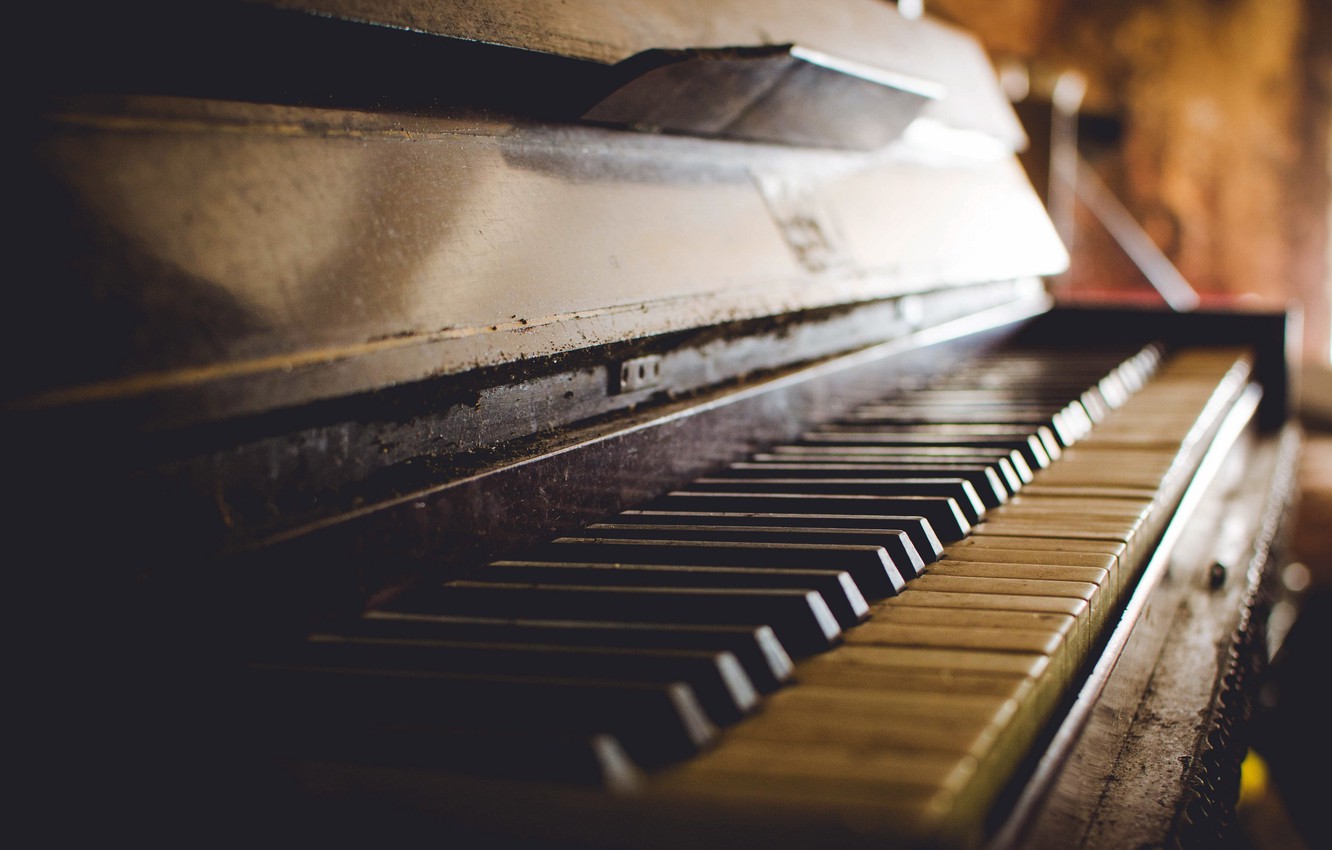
248;342;1256;846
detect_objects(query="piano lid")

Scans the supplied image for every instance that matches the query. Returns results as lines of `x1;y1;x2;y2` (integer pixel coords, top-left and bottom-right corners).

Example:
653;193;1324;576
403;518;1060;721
12;0;1066;427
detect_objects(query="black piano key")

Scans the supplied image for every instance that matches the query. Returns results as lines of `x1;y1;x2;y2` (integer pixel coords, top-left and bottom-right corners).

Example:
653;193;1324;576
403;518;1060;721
269;726;643;791
484;561;869;628
735;460;1009;507
1025;425;1062;460
275;635;759;726
823;421;1061;458
533;537;902;599
586;521;922;580
386;582;843;657
616;509;941;563
844;407;1084;447
649;490;970;543
799;431;1049;474
689;475;987;524
769;444;1034;486
247;665;716;767
799;430;1052;470
878;392;1078;407
352;612;794;693
756;452;1024;497
847;406;1063;421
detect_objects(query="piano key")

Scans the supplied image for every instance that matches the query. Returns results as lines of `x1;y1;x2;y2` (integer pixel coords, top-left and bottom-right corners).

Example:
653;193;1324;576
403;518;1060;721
617;510;942;563
649;491;970;543
353;612;795;693
992;494;1156;519
878;589;1093;661
869;605;1079;641
763;449;1027;493
888;387;1095;401
779;441;1038;481
675;731;1014;834
1016;484;1160;501
799;642;1052;679
904;574;1101;650
792;658;1038;697
1029;449;1178;489
922;561;1112;633
725;461;1008;508
483;561;869;628
946;534;1128;564
276;634;760;726
387;582;843;657
849;401;1074;416
723;686;1032;765
839;620;1073;687
978;509;1150;564
653;740;983;840
971;520;1146;577
269;726;643;792
532;538;903;600
941;548;1122;598
945;537;1129;601
821;422;1064;463
247;665;718;766
846;404;1091;446
688;475;987;524
800;430;1053;470
845;412;1084;449
585;522;923;579
846;620;1065;656
831;628;1076;734
657;669;1071;841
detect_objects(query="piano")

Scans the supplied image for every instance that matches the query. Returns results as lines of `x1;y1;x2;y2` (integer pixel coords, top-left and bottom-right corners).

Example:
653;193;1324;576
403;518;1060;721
12;1;1299;847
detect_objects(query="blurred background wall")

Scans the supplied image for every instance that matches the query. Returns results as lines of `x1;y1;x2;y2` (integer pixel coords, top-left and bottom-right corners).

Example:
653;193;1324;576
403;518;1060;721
927;0;1332;364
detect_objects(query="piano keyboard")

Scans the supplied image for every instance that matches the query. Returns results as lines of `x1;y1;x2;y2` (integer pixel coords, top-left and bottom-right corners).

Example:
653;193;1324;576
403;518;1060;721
252;342;1256;847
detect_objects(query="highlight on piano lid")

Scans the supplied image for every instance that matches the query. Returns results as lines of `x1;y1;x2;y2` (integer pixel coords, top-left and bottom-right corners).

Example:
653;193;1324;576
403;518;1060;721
12;1;1331;848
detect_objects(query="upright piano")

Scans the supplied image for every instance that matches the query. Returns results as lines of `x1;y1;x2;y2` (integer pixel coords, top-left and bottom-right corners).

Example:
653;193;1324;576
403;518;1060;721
12;1;1299;847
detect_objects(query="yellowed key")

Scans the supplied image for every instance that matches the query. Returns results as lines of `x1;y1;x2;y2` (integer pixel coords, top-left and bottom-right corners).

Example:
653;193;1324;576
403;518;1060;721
847;620;1064;655
659;679;1063;847
1018;485;1160;501
727;686;1025;755
872;604;1078;638
946;534;1127;570
678;737;979;789
795;656;1036;697
806;643;1052;679
990;496;1154;520
881;590;1091;662
938;547;1124;601
906;574;1101;670
924;560;1112;631
974;519;1144;567
653;745;969;842
845;619;1071;688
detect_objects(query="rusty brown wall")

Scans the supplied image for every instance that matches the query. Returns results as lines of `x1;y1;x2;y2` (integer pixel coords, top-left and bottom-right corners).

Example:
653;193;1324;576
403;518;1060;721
931;0;1332;361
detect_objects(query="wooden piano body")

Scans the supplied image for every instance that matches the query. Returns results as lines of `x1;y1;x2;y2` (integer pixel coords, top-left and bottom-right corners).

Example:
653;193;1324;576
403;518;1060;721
11;1;1298;846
